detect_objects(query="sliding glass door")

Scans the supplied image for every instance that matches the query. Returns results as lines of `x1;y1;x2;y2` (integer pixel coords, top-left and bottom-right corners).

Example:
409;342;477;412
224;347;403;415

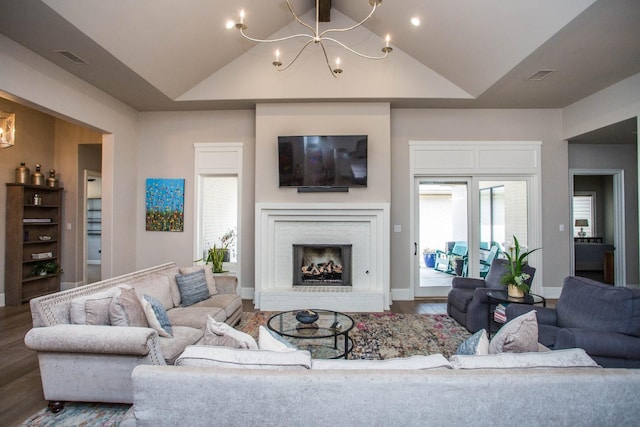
415;177;531;298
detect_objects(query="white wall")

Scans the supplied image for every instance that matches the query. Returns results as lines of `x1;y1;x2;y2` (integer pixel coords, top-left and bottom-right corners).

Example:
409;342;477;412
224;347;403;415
0;34;139;287
391;109;568;294
136;111;255;286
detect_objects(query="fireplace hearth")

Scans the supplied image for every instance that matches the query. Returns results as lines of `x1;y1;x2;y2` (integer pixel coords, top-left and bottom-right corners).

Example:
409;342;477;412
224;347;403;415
293;244;352;286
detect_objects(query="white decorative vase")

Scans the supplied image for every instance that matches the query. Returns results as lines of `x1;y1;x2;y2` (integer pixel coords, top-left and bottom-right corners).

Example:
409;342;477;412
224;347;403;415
507;284;525;298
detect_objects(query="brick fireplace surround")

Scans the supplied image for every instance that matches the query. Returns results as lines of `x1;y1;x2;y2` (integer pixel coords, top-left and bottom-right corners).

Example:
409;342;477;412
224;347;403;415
255;203;390;312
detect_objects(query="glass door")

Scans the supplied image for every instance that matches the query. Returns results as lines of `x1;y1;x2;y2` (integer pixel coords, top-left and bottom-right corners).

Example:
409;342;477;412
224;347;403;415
415;178;469;297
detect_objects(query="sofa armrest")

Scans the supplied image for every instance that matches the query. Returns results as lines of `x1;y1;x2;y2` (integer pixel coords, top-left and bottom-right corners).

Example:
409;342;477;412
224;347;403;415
25;324;161;357
451;277;485;290
214;275;238;295
506;304;558;325
555;328;640;360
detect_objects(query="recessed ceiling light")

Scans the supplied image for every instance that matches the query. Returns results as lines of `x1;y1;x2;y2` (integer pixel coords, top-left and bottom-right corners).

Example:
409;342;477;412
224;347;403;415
411;17;421;26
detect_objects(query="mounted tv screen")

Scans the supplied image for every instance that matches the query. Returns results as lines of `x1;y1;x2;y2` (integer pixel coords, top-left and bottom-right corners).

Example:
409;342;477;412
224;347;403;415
278;135;368;188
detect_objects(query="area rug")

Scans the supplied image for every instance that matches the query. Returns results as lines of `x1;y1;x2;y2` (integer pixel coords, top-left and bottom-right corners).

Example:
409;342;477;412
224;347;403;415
238;311;471;359
19;402;130;426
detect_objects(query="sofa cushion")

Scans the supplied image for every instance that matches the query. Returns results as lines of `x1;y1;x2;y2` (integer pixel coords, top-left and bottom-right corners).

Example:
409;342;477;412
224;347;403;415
175;345;312;370
70;287;120;325
259;326;298;352
557;276;640;336
160;326;204;365
142;294;173;338
164;266;182;308
312;354;452;370
191;293;242;319
489;310;538;354
109;287;149;328
132;275;174;311
449;348;600;369
168;306;226;329
176;270;210;307
456;329;489;356
180;265;218;296
202;316;258;349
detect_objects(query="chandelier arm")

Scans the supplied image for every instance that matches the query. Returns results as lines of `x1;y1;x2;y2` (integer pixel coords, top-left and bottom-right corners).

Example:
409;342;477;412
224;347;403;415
277;39;316;71
239;28;314;44
321;37;390;60
318;41;339;78
286;0;318;37
318;2;377;38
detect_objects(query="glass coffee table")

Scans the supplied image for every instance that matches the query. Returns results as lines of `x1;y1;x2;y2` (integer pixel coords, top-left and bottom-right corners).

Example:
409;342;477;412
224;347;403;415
267;310;354;359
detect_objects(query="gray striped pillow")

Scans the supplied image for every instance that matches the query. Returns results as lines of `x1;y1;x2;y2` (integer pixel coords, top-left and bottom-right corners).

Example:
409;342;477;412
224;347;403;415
176;269;210;306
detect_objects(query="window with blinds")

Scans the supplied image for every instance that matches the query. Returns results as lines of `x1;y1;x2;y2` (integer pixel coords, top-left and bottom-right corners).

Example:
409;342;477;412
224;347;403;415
573;194;594;237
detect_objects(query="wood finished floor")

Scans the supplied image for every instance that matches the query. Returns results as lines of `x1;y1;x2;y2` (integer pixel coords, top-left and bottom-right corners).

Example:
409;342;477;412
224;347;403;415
0;299;445;427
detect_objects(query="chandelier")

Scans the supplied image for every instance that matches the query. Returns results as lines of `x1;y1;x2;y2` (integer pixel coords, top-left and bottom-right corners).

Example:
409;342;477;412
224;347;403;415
231;0;392;77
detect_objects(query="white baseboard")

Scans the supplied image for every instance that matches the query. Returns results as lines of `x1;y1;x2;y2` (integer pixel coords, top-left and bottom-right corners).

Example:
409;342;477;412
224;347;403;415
391;288;414;301
240;286;255;301
0;293;4;307
87;260;101;265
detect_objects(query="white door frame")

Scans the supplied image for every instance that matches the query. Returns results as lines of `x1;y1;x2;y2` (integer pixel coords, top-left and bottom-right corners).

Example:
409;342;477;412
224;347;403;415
569;169;626;286
409;141;543;300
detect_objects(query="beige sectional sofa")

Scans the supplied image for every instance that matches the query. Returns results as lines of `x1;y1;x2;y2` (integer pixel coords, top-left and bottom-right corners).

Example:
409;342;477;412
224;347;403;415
121;346;640;426
24;262;241;411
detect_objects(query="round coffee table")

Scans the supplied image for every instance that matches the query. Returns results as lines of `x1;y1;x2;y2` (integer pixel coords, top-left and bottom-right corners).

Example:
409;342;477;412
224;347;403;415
486;290;546;338
267;310;354;359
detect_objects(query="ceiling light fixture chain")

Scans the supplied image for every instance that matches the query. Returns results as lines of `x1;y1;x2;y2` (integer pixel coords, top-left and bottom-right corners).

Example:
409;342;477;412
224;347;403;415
231;0;392;77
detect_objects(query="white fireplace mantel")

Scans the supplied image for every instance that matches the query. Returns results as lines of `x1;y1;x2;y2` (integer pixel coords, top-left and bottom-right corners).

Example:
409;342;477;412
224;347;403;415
255;203;390;312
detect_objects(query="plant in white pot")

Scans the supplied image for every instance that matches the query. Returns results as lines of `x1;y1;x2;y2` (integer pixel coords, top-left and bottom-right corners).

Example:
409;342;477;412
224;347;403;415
500;235;540;298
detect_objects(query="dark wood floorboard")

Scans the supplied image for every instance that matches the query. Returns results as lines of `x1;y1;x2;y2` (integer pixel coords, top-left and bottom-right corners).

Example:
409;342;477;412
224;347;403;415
0;298;469;426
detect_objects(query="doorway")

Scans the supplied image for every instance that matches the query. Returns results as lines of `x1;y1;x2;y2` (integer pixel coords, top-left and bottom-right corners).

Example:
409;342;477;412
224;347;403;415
84;170;102;284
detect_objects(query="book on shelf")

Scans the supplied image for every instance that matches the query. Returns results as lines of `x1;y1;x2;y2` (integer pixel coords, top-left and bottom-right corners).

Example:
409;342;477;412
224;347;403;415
23;218;52;223
493;303;508;324
31;252;53;260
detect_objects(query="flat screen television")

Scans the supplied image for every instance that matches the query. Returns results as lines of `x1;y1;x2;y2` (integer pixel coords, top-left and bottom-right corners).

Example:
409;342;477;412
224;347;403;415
278;135;368;189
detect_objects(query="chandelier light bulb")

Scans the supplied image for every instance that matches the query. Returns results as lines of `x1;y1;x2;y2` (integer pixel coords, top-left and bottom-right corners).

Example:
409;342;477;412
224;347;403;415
336;57;341;67
385;34;390;47
239;9;245;24
273;49;282;68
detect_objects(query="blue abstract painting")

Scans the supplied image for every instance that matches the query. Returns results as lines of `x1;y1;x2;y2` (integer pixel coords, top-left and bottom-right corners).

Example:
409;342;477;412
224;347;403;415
145;178;185;232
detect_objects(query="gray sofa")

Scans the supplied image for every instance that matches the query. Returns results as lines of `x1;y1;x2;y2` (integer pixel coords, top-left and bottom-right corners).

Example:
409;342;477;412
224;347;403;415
120;346;640;426
24;262;242;411
506;276;640;368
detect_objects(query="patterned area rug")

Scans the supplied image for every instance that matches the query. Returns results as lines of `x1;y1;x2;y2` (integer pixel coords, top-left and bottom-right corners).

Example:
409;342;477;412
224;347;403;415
238;311;470;359
20;312;469;425
20;402;130;426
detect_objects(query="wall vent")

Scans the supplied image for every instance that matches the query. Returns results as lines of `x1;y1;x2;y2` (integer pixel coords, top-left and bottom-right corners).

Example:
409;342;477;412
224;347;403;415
527;69;556;81
55;50;87;64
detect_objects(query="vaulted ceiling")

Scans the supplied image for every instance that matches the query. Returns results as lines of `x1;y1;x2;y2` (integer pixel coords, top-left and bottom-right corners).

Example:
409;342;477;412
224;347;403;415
0;0;639;111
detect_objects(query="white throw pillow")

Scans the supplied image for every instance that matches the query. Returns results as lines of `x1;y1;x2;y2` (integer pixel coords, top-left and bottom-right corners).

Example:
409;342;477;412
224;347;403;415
176;345;312;370
312;354;452;370
70;285;127;325
258;326;297;352
140;294;172;338
449;348;601;369
203;315;258;349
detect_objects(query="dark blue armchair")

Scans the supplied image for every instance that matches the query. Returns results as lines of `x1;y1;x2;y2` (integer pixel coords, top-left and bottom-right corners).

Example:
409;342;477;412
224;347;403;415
506;276;640;368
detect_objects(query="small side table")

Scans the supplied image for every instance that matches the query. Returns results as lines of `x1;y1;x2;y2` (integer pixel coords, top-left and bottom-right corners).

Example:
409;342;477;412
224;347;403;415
486;290;546;338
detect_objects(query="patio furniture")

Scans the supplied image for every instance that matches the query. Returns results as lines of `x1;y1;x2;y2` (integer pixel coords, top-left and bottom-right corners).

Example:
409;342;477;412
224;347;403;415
434;241;468;276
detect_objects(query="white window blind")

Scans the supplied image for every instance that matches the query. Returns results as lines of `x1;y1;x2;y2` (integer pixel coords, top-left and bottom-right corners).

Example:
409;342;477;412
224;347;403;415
573;195;593;237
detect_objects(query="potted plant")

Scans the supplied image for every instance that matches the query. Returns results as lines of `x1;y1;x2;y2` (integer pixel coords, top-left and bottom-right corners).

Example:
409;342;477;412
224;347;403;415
500;235;540;298
422;248;436;268
205;229;236;273
31;261;63;276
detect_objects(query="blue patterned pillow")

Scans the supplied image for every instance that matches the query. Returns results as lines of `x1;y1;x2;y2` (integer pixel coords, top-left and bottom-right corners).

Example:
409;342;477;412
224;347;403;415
143;294;173;337
175;269;210;306
455;329;489;356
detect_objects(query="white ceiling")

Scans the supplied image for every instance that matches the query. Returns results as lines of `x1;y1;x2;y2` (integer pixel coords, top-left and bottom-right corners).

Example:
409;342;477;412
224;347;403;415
0;0;639;111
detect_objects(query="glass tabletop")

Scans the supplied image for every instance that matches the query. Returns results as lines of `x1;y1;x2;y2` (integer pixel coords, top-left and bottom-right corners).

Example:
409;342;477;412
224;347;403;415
487;290;545;305
267;309;354;339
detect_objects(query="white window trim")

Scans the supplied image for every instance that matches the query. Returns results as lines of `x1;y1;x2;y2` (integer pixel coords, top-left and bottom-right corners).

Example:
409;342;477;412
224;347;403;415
194;143;243;285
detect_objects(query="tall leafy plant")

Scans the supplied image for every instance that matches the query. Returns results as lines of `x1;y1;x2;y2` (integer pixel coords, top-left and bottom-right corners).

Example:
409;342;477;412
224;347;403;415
500;235;540;293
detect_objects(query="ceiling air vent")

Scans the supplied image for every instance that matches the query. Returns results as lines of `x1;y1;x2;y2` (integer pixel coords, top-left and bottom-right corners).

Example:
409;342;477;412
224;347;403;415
55;50;87;65
527;69;556;81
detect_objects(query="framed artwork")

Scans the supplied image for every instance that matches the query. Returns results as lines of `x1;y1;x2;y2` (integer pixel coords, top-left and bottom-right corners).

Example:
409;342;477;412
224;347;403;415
145;178;185;232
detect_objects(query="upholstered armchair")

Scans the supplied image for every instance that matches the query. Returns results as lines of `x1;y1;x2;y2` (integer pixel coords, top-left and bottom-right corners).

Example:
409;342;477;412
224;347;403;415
506;276;640;368
447;258;535;333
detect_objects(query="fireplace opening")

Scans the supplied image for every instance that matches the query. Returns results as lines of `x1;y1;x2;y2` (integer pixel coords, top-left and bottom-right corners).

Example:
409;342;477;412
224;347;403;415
293;244;352;286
